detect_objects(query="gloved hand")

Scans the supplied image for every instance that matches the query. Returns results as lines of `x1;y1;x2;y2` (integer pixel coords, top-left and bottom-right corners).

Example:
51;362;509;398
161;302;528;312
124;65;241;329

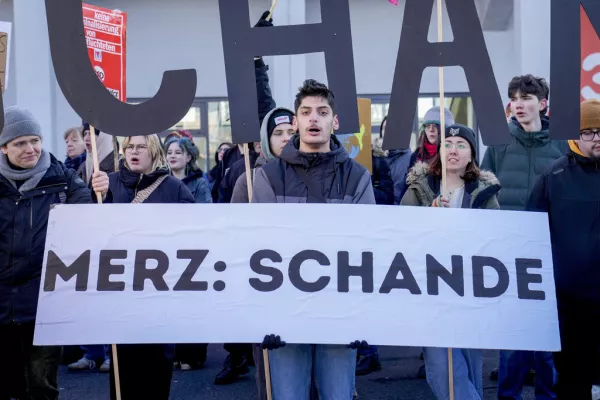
431;195;449;208
347;340;370;350
261;334;286;350
254;10;274;28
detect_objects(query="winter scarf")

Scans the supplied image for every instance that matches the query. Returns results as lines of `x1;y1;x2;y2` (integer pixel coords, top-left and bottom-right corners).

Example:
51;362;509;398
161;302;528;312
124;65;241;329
0;150;51;193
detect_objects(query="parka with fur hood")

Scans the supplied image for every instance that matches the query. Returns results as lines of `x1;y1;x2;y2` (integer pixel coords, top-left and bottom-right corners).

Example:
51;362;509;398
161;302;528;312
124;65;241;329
400;162;501;209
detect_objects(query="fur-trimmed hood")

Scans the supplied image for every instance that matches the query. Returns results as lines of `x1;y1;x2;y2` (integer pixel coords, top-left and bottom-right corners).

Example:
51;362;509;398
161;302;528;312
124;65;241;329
403;161;501;209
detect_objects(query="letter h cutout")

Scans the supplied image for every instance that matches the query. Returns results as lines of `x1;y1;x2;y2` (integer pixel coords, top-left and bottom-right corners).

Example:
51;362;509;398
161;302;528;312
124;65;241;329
218;0;360;144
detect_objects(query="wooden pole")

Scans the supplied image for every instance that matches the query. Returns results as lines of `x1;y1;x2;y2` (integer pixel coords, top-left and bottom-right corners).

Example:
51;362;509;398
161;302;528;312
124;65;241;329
257;4;278;399
436;1;454;399
89;126;122;400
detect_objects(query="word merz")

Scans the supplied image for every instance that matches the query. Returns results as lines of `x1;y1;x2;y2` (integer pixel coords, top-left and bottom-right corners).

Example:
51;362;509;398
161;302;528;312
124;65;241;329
250;250;546;300
43;249;227;292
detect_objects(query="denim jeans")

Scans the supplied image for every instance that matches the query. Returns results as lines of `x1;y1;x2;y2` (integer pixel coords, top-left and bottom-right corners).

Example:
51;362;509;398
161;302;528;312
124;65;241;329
0;322;61;400
498;350;556;400
269;344;356;400
82;345;110;361
423;347;483;400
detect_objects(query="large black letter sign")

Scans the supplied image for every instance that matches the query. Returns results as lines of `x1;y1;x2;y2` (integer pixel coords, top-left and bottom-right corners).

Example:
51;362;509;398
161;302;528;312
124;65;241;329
550;0;600;140
45;0;197;136
385;0;507;149
218;0;359;143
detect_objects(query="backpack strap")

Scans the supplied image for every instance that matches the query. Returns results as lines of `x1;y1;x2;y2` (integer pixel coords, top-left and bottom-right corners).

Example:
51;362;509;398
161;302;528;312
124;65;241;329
131;175;168;204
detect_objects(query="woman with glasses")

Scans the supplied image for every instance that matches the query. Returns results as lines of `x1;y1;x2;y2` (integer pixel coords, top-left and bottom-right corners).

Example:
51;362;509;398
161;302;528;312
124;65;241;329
400;124;501;400
91;134;194;400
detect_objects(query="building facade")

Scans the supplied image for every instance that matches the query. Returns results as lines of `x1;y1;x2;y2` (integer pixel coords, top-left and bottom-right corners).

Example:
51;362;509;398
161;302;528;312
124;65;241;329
1;0;552;169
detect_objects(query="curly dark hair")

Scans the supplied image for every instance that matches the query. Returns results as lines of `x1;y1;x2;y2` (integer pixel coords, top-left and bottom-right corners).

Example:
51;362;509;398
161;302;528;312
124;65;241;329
508;75;549;116
294;79;336;114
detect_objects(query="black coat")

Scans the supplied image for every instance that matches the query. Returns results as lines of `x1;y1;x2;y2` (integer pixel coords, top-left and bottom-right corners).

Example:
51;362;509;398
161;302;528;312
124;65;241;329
527;148;600;307
371;155;394;205
104;161;194;204
0;154;91;324
218;149;259;203
210;58;276;202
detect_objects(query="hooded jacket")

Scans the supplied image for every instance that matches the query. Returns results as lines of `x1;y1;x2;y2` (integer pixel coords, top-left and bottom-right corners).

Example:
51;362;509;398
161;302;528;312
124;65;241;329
182;170;211;203
527;141;600;307
0;154;91;323
252;134;376;204
481;117;567;211
371;140;394;205
210;58;276;202
103;160;194;204
231;107;296;204
400;162;501;209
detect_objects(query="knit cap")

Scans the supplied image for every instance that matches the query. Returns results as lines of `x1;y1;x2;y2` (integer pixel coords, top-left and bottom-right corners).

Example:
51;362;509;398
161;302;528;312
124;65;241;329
0;106;43;146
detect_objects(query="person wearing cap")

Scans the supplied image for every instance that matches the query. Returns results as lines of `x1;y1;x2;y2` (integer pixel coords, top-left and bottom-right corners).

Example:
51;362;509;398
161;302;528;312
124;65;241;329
482;75;564;400
401;123;501;399
0;106;92;399
527;99;600;400
230;107;296;204
399;106;455;201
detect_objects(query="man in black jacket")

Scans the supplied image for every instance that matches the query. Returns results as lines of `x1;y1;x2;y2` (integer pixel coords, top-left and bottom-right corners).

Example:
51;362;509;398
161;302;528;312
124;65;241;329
527;99;600;400
0;106;92;399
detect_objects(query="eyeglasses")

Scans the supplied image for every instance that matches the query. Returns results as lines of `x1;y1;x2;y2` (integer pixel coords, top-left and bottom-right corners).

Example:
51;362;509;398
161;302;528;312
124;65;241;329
125;144;148;152
580;129;600;141
444;142;469;150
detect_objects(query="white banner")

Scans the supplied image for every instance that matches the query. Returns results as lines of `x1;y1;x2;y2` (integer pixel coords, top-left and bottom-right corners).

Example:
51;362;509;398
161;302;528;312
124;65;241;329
34;204;560;351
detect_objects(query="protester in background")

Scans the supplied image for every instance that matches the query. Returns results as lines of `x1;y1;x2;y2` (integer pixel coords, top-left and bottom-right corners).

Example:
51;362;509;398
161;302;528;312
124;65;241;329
527;99;600;400
77;123;116;186
231;107;296;203
0;106;91;400
481;75;566;399
63;126;86;171
370;135;394;207
91;134;194;400
401;124;500;400
211;10;276;203
252;79;374;399
379;116;411;204
166;136;211;204
207;142;233;192
398;107;455;202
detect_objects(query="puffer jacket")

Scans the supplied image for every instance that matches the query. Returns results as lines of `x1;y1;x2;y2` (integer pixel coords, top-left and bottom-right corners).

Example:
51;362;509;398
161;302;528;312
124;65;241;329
0;154;91;323
527;142;600;307
104;160;194;204
252;134;375;204
182;170;212;203
481;117;567;211
400;162;501;209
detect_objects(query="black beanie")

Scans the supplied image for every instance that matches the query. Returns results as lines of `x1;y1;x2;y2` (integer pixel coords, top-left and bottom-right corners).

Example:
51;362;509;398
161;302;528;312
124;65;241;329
266;109;294;140
82;122;101;136
444;123;477;159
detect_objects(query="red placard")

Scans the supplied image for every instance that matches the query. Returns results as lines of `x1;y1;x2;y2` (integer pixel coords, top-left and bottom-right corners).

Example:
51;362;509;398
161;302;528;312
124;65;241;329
82;3;127;102
581;5;600;101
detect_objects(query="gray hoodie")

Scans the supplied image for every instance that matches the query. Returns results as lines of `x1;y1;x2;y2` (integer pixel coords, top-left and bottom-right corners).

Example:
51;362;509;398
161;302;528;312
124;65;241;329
231;107;295;203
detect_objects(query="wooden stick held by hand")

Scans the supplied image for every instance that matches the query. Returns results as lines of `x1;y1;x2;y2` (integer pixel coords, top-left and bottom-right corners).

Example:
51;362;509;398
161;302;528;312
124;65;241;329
436;1;454;399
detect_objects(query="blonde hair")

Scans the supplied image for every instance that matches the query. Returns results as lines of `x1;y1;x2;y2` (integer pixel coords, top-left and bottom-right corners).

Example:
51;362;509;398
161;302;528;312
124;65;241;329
123;134;168;172
63;126;83;141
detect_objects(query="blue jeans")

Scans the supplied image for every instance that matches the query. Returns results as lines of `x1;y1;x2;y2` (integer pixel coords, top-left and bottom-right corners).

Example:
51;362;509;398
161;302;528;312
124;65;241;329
269;344;356;400
423;347;483;400
82;345;110;361
498;350;556;400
